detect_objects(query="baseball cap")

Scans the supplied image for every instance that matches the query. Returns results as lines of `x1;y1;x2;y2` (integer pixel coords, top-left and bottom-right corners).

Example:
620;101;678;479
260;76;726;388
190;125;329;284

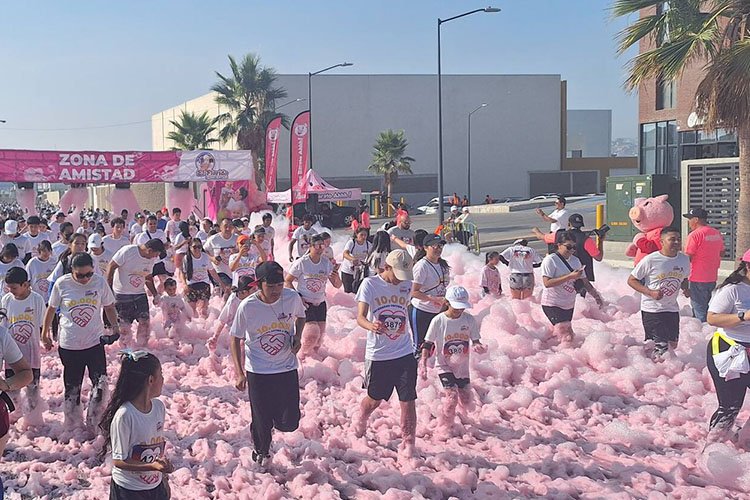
3;220;17;236
255;261;285;284
56;211;65;218
88;233;103;248
235;275;255;292
569;213;585;228
423;234;446;247
385;249;413;281
683;208;708;219
253;226;266;235
237;234;250;246
232;218;244;228
742;249;750;263
451;205;459;212
462;207;469;213
513;238;527;246
445;285;472;310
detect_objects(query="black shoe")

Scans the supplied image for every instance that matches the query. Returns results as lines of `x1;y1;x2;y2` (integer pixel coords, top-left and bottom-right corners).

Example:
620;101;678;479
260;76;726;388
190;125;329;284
252;450;268;466
100;333;121;346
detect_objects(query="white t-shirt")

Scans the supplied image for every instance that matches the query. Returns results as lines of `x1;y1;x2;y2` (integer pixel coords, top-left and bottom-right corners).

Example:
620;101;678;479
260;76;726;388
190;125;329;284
387;227;415;245
481;265;502;297
1;291;45;369
229;250;262;287
291;227;317;258
288;255;333;305
0;234;31;259
48;274;115;350
501;245;542;274
0;326;23;369
110;399;167;491
262;225;275;243
51;240;67;259
230;288;305;374
164;219;182;242
355;275;415;361
102;234;131;256
425;312;480;378
25;232;50;259
709;283;750;343
219;293;242;325
0;259;26;294
541;253;582;310
341;239;370;275
112;245;155;296
195;230;210;243
129;223;143;240
631;252;690;313
160;295;189;323
549;208;570;233
258;237;273;259
172;233;189;256
133;229;167;247
49;221;61;240
26;256;56;298
204;233;238;276
90;249;114;277
411;259;450;314
185;253;212;286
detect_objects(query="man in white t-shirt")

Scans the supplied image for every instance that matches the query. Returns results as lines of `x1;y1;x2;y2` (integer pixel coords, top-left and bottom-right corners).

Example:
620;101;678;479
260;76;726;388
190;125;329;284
88;233;114;277
230;261;306;466
535;196;570;251
288;214;318;261
628;226;690;360
52;222;75;259
129;213;145;242
1;220;32;264
261;213;275;259
24;216;51;260
106;239;163;346
164;208;182;243
102;217;131;256
204;218;238;294
49;211;66;242
387;214;416;246
353;249;418;458
285;234;342;357
195;218;213;243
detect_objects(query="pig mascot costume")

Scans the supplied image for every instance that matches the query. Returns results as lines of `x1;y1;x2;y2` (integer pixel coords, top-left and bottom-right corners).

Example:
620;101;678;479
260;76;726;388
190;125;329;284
625;194;674;265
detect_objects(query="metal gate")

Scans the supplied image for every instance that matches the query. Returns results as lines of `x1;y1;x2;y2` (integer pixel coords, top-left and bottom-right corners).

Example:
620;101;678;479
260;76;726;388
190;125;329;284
684;160;738;260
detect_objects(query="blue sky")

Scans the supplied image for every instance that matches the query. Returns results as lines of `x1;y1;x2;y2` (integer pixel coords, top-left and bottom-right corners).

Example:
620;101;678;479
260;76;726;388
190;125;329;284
0;0;639;150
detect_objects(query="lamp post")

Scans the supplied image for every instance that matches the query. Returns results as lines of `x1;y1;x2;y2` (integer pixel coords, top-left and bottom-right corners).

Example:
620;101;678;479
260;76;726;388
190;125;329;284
467;103;488;205
308;62;353;172
437;7;500;223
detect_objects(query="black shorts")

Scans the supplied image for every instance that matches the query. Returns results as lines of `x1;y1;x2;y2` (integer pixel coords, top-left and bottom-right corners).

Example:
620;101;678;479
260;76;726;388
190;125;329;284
186;282;211;302
363;354;418;402
641;311;680;343
542;305;574;325
115;293;150;324
341;272;355;293
110;479;169;500
151;262;173;277
439;372;470;389
304;301;327;322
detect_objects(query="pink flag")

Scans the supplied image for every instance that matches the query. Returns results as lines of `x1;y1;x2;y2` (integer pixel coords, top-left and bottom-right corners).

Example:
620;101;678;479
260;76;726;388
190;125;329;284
290;111;310;191
264;117;282;192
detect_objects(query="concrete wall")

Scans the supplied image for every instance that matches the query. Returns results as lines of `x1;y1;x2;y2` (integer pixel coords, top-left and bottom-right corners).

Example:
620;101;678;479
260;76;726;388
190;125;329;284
566;110;612;157
152;74;562;206
562;156;639;192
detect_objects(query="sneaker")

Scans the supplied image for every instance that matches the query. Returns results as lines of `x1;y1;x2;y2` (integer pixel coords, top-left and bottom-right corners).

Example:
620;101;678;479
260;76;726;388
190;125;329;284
100;333;121;346
251;450;269;466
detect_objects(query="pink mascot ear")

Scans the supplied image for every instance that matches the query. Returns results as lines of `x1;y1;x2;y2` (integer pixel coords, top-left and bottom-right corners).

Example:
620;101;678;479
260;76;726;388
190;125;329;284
654;194;669;202
16;187;36;215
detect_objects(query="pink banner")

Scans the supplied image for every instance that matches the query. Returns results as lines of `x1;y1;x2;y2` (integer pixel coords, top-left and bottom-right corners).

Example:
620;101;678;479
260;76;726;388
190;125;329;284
0;149;254;183
290;111;310;190
206;180;252;220
264;117;282;192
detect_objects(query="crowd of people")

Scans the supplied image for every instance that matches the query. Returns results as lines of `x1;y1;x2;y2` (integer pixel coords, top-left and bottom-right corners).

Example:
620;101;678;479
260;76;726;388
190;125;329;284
0;195;744;498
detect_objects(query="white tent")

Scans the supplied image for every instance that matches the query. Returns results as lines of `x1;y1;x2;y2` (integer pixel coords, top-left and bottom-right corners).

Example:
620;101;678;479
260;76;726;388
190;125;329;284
266;169;361;204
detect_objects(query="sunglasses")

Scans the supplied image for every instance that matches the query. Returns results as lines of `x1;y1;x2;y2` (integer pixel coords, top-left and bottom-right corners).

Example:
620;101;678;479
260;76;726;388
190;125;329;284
74;271;94;279
562;244;576;250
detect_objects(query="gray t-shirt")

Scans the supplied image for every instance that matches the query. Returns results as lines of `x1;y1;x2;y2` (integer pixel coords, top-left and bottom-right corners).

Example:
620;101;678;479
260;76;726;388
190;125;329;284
387;227;416;245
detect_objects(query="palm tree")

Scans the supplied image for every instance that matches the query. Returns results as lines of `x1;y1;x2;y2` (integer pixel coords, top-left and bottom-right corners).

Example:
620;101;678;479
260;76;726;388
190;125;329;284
613;0;750;258
167;111;219;151
367;129;415;202
212;53;288;184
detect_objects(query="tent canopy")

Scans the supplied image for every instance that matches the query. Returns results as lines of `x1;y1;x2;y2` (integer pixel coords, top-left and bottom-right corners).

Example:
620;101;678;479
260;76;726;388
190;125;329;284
266;169;361;204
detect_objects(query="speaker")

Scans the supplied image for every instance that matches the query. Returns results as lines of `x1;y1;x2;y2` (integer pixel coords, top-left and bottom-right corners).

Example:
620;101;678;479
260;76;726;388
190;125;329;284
115;183;131;189
16;182;34;190
173;182;190;189
305;193;319;213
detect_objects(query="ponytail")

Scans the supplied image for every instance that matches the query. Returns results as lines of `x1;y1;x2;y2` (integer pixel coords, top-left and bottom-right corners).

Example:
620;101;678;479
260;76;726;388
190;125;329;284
719;262;750;289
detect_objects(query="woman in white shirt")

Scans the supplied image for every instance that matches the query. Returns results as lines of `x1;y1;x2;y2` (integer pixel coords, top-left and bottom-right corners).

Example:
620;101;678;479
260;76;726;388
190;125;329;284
341;228;371;294
706;250;750;441
540;231;603;343
26;239;56;298
500;239;543;300
182;238;227;318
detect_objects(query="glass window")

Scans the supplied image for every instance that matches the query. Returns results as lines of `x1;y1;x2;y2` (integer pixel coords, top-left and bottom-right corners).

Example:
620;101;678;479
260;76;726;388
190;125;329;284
667;120;678;145
657;122;667;146
667;146;679;177
681;145;698;160
718;128;737;142
642;148;656;174
656;78;677;110
656;148;665;172
642;123;657;148
699;144;717;158
680;131;697;144
718;143;739;157
697;129;717;143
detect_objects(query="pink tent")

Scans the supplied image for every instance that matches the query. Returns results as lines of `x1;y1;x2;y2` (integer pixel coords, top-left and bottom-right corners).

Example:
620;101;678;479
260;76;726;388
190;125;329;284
266;169;361;204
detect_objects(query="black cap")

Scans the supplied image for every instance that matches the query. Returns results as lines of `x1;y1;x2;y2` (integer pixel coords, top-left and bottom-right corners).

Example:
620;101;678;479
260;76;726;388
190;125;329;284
683;208;708;219
232;218;244;228
255;261;285;284
556;195;567;205
235;275;255;292
423;234;447;247
569;213;584;228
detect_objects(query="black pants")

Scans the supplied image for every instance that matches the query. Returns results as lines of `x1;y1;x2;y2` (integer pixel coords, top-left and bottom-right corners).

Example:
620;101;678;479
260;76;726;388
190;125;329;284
58;344;107;406
408;306;439;354
110;480;169;500
706;337;750;430
341;272;355;294
247;370;300;456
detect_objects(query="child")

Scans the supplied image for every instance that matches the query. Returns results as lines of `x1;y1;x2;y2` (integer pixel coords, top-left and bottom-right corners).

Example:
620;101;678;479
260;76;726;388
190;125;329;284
499;238;542;300
1;267;45;425
481;251;502;297
99;351;172;499
159;278;191;337
25;240;56;298
0;244;25;294
228;235;266;287
207;275;255;350
320;232;336;266
420;285;487;432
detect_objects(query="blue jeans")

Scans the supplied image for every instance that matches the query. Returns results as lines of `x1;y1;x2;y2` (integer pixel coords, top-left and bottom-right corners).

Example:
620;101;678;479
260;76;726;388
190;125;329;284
690;281;716;323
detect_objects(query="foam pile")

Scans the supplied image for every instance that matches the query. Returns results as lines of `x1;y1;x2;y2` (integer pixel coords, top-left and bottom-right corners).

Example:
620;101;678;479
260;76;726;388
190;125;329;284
1;239;744;499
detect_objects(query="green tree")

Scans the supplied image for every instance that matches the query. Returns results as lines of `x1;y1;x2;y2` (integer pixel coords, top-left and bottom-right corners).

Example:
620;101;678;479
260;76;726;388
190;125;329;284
367;129;415;202
212;53;288;184
613;0;750;257
167;111;219;151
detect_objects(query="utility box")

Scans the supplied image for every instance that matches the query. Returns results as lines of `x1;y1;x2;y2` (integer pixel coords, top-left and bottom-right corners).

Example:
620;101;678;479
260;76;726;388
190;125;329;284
605;174;681;242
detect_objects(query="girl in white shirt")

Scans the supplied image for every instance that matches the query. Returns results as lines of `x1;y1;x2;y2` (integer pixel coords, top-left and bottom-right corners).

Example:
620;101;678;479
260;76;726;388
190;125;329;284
99;351;172;499
480;252;502;298
26;240;56;298
182;239;226;318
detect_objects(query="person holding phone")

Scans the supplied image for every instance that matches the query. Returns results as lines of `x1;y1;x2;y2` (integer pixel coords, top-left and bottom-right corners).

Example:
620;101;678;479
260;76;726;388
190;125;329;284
541;232;604;343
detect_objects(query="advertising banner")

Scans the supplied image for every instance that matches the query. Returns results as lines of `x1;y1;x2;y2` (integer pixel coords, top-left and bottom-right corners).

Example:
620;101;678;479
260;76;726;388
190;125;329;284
289;111;310;189
0;149;254;183
264;117;282;191
206;180;253;220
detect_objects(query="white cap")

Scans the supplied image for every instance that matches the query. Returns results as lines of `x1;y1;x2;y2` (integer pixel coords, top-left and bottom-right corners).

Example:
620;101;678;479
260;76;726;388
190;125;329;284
451;205;459;212
462;207;469;213
385;249;414;281
75;227;86;234
445;285;472;310
3;220;17;236
88;233;103;248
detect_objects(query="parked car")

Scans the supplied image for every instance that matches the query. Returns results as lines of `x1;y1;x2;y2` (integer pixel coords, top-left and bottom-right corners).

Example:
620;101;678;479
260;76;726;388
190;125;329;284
416;196;454;215
293;202;358;228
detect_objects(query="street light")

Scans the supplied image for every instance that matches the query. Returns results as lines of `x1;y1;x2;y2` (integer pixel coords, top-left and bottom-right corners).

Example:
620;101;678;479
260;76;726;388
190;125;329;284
437;7;500;223
0;120;6;123
467;103;488;205
276;98;306;110
308;62;353;171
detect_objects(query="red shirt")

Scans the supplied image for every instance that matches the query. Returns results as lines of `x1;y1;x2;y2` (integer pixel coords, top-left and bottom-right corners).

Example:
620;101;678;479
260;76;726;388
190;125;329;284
684;225;724;282
542;232;601;259
361;211;370;229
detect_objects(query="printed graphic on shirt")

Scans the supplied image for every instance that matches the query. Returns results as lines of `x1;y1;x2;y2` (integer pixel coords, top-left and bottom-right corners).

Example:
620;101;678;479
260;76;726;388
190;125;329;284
9;319;34;345
131;438;166;485
36;277;50;295
655;266;688;297
257;313;293;356
304;272;326;294
372;290;410;340
67;294;98;328
563;281;576;294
